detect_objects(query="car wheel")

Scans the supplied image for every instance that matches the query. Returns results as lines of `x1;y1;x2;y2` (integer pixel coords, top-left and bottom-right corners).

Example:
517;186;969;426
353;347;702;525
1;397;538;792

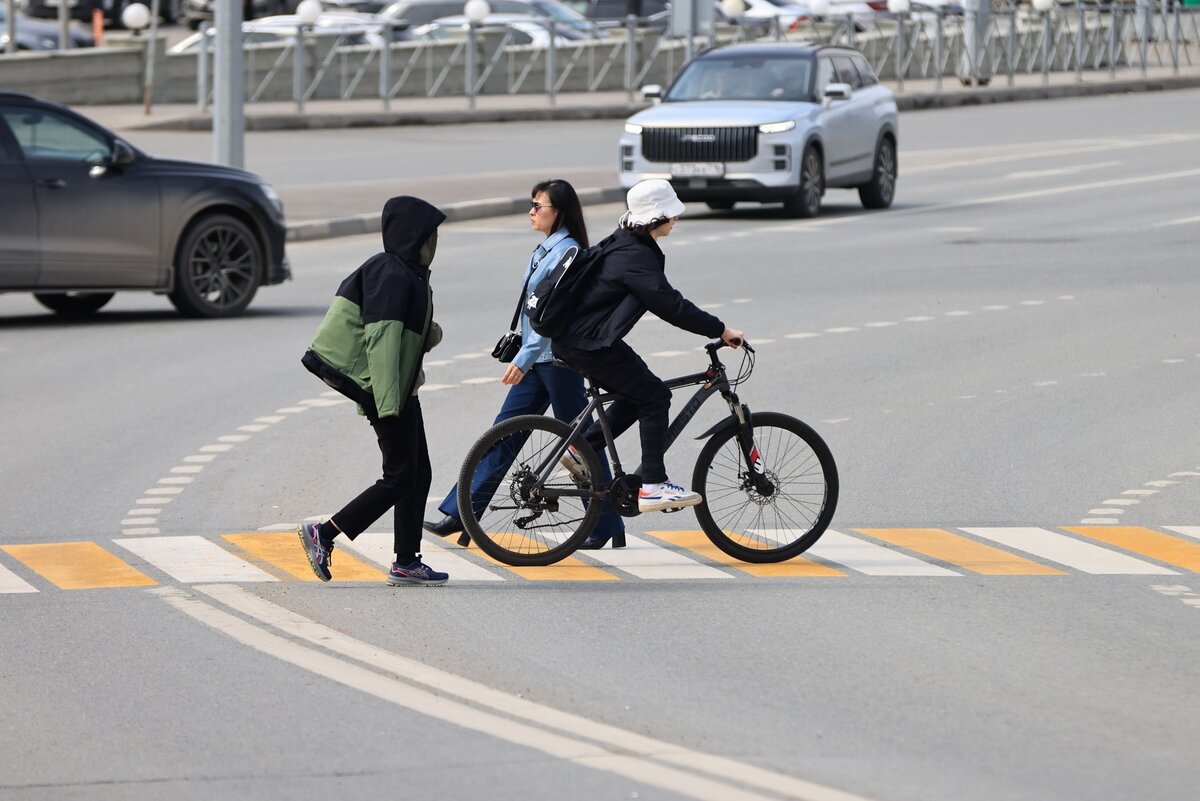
783;146;822;219
33;292;115;317
705;200;735;211
858;136;897;210
169;213;262;318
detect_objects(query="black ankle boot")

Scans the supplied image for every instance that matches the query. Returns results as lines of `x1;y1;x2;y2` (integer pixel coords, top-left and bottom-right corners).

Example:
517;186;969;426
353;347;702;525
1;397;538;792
423;515;462;537
578;530;627;550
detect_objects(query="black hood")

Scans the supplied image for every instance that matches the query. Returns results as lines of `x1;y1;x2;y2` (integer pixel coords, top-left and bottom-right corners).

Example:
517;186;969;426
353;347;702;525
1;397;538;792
382;196;446;266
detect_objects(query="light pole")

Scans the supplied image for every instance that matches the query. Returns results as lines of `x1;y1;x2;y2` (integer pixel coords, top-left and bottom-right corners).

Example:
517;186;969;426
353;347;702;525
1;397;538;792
213;0;245;168
5;0;18;54
887;0;910;92
720;0;745;42
293;0;322;112
1032;0;1054;85
463;0;490;109
120;2;160;115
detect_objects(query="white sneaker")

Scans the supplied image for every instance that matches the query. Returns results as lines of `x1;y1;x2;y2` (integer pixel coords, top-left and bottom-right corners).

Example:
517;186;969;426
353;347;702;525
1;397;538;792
638;481;702;513
560;445;588;481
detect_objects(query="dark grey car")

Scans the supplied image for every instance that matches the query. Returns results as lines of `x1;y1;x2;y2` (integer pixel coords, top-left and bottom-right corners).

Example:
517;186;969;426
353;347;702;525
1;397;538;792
0;93;289;318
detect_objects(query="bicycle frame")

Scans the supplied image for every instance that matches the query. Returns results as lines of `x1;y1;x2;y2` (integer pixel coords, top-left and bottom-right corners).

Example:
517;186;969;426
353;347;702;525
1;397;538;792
532;343;756;501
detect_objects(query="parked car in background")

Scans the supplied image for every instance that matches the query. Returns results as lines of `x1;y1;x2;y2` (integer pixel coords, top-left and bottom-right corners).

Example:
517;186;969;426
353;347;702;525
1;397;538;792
0;93;289;318
412;12;594;45
168;12;394;53
618;43;898;217
24;0;183;26
1;4;94;49
177;0;385;29
379;0;603;37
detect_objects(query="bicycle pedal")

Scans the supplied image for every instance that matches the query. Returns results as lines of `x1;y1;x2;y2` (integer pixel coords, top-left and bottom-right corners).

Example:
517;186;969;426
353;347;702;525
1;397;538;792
661;507;686;514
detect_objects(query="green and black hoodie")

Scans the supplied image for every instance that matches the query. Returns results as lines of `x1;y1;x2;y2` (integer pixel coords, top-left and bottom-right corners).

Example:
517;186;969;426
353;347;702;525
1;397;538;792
302;196;446;419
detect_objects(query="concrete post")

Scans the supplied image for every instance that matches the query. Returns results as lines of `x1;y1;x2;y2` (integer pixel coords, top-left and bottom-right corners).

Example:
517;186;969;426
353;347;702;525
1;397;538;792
961;0;991;85
57;0;70;51
213;0;245;168
5;0;17;54
144;0;161;114
380;22;393;110
546;18;556;106
466;21;477;109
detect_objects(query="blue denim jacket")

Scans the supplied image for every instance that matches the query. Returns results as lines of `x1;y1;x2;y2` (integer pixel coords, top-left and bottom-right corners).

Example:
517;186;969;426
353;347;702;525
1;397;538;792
513;228;578;373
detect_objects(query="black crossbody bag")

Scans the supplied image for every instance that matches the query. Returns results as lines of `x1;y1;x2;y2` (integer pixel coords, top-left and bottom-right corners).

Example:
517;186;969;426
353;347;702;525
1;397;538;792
491;260;537;364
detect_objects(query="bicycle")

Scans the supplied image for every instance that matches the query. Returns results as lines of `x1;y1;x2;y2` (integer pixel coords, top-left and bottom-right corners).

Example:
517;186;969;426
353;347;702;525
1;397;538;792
454;340;838;566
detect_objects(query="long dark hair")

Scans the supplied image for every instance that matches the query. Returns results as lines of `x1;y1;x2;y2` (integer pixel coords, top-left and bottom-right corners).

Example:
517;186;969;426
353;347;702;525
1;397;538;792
532;179;589;249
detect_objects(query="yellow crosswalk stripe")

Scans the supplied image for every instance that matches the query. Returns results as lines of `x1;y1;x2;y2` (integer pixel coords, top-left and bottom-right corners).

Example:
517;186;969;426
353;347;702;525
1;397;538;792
465;534;617;581
222;533;385;582
856;528;1066;575
1063;526;1200;573
649;531;845;577
1;542;156;590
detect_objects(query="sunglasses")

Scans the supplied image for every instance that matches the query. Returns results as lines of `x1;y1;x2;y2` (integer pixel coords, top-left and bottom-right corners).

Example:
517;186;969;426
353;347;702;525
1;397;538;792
530;202;555;212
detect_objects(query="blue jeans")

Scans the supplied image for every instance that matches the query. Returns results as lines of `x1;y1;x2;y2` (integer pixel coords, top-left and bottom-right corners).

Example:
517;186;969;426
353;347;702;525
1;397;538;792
440;362;624;539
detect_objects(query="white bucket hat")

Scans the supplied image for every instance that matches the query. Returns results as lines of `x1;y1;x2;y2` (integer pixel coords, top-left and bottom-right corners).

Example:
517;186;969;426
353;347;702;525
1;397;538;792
621;179;686;227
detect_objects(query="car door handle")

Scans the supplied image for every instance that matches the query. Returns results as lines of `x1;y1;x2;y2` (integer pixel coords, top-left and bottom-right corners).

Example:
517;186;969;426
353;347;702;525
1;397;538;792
40;178;67;189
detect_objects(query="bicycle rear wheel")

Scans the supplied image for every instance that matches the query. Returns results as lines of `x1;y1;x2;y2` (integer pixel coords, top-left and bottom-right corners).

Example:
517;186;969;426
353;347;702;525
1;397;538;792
456;415;603;566
692;411;838;563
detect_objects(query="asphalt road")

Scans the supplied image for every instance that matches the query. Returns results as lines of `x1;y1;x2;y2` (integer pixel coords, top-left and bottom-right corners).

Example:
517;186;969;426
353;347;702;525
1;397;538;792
2;91;1199;801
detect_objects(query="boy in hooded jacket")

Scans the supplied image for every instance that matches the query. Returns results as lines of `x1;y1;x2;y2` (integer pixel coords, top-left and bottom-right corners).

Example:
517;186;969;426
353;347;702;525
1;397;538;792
298;196;449;586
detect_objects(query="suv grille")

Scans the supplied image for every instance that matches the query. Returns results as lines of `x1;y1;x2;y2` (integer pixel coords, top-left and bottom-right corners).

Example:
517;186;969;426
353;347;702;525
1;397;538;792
641;127;758;163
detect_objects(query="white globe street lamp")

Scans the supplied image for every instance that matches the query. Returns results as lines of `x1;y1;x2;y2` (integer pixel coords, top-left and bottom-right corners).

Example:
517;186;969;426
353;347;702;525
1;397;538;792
886;0;910;13
1031;0;1054;11
809;0;831;18
297;0;323;24
720;0;746;19
464;0;490;21
121;2;151;31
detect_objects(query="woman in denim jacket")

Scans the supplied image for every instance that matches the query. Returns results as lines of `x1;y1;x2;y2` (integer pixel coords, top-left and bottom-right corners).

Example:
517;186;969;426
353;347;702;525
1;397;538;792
425;179;625;550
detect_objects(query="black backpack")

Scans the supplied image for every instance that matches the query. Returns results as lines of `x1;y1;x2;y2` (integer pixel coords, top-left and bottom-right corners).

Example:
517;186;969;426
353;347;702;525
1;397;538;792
524;236;613;339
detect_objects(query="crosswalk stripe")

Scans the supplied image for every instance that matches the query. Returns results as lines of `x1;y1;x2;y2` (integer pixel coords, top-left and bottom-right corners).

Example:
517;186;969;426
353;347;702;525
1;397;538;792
0;561;38;593
340;532;504;582
808;530;960;576
574;534;733;580
960;527;1178;575
114;536;277;584
464;534;618;581
1063;526;1200;573
223;533;385;582
1;542;156;589
1166;527;1200;541
856;528;1066;575
649;531;844;577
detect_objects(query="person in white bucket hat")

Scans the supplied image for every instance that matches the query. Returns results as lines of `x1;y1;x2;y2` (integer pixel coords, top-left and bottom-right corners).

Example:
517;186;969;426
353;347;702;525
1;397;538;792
552;180;745;527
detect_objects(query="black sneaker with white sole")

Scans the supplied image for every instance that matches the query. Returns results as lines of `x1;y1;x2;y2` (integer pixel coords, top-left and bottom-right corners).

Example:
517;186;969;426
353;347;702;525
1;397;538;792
298;520;334;582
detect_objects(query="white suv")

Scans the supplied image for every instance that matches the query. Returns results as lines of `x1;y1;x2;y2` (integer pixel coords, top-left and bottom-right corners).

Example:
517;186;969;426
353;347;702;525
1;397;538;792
618;43;898;217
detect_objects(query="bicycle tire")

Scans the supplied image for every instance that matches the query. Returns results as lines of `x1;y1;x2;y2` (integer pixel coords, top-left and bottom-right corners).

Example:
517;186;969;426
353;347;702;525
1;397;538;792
456;414;603;566
692;411;838;563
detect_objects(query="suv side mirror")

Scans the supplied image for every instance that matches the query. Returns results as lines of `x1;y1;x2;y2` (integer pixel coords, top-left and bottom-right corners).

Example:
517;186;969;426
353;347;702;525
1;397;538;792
823;83;853;103
641;84;663;101
112;140;137;167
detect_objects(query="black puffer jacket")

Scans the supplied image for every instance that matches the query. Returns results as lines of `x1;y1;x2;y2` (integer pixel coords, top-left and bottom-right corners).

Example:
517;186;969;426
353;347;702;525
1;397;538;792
555;227;724;350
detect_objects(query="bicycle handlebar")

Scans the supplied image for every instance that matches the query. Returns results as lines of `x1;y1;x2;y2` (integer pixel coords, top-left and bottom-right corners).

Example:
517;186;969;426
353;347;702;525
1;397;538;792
706;338;755;354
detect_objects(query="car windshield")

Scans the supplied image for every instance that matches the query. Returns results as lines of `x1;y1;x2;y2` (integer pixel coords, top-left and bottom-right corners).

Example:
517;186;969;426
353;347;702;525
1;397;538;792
666;56;814;102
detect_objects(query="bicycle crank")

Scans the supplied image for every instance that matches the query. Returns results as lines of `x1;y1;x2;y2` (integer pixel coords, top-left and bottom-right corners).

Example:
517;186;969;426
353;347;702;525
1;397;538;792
608;473;643;517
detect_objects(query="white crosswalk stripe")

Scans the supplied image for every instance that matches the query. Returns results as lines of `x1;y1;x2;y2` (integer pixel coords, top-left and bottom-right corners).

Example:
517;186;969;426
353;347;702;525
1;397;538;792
341;531;505;581
806;530;961;576
961;527;1177;575
114;536;278;583
577;534;732;580
1166;527;1200;541
0;561;38;593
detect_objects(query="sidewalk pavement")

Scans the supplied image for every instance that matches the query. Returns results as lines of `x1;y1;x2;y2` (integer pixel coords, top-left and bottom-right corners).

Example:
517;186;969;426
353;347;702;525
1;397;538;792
80;65;1200;243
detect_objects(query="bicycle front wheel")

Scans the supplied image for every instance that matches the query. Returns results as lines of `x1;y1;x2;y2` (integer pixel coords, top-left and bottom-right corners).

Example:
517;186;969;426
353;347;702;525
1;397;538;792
692;412;838;563
456;414;603;566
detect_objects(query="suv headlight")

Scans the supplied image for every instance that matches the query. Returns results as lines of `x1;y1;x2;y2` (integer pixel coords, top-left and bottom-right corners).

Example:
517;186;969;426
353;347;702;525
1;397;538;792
624;122;643;135
759;121;796;134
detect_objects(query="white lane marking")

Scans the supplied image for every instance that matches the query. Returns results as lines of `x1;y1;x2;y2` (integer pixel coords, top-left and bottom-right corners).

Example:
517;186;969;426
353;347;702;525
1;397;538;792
144;487;184;496
275;407;308;414
733;298;751;303
424;359;453;367
1081;518;1119;524
341;531;504;582
200;444;234;453
1151;214;1200;228
116;536;276;583
158;477;195;485
238;424;269;433
981;305;1009;311
1057;295;1076;300
122;518;159;525
1163;359;1186;364
751;338;775;345
730;231;753;238
1020;300;1045;306
122;528;160;536
700;303;725;309
901;135;1200;175
256;415;286;424
577;534;731;580
1004;161;1122;180
825;327;857;334
297;398;348;408
1145;480;1180;488
1166;527;1200;541
806;530;959;576
170;465;204;474
128;508;161;515
184;454;217;463
453;352;487;360
961;527;1177;574
420;384;457;392
944;310;971;317
461;377;500;385
0;562;38;593
821;418;851;424
1123;489;1159;496
905;316;934;322
1033;381;1059;387
136;498;171;505
786;332;821;339
1088;509;1125;516
1081;372;1107;378
1170;472;1200;477
219;435;252;443
957;395;977;400
865;321;896;328
652;350;691;357
927;226;980;232
1103;499;1139;506
179;584;873;801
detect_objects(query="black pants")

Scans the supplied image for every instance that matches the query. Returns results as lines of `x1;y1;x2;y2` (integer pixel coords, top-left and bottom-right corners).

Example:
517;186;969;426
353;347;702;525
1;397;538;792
553;340;672;484
330;398;431;563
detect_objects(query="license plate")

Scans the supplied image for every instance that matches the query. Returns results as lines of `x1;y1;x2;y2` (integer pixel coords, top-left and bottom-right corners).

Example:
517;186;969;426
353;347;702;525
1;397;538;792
671;162;724;178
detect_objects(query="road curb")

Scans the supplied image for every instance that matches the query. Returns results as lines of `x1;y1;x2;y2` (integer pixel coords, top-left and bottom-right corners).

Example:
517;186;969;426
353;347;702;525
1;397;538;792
895;73;1200;110
287;186;627;242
